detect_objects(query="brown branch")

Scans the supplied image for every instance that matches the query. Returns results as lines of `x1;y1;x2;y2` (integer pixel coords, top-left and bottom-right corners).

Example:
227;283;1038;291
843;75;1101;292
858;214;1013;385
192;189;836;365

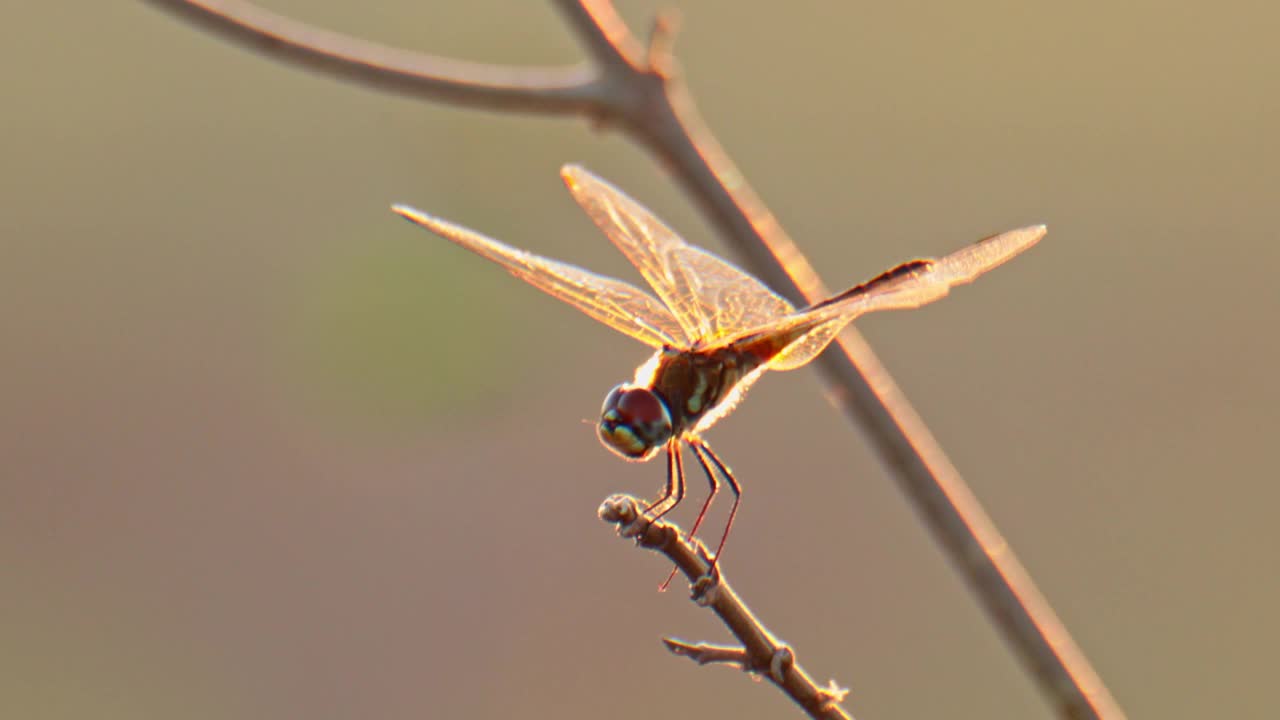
144;2;1127;719
661;638;750;668
555;0;645;73
601;496;853;720
142;0;603;114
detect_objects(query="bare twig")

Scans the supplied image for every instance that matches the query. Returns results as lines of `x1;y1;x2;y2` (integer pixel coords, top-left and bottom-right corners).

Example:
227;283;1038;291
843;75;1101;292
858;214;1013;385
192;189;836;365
601;496;852;720
661;638;750;668
142;0;603;114
144;2;1127;718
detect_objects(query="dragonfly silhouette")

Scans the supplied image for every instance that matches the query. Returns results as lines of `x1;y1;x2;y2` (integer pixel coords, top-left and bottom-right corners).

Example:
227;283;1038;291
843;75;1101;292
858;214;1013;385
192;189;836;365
393;166;1044;576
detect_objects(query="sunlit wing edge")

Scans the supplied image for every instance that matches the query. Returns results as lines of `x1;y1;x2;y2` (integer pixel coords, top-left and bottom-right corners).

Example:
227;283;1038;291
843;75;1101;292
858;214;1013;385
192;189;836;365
760;224;1048;370
561;165;801;342
561;165;717;340
391;203;686;349
930;224;1047;285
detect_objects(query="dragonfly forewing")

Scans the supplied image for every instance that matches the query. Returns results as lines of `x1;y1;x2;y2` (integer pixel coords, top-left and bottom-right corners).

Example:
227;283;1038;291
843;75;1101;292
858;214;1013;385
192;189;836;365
562;165;794;345
392;204;686;349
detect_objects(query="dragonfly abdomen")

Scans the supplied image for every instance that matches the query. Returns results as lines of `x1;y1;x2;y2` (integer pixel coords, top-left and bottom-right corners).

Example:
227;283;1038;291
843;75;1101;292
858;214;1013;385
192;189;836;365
809;258;935;311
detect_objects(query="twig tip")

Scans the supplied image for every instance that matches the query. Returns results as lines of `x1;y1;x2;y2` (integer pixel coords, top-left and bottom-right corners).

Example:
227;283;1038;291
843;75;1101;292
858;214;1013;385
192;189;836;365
646;9;683;76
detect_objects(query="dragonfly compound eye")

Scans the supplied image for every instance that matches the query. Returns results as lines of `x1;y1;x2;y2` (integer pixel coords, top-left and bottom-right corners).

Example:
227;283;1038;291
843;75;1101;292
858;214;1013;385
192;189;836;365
597;384;672;461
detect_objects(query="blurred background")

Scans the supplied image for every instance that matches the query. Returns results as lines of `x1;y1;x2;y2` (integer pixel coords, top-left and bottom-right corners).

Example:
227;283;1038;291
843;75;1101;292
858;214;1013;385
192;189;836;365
4;2;1277;718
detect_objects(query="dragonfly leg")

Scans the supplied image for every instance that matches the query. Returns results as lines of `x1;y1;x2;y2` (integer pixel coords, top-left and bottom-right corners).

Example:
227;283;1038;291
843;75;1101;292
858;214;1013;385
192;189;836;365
656;439;739;590
658;440;723;591
642;441;685;522
691;439;741;571
684;441;722;544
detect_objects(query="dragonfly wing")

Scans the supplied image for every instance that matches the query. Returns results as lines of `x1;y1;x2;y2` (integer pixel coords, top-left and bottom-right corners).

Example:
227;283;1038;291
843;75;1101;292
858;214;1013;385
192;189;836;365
766;224;1048;371
561;165;795;342
666;243;797;342
766;319;847;371
911;223;1048;286
392;204;685;348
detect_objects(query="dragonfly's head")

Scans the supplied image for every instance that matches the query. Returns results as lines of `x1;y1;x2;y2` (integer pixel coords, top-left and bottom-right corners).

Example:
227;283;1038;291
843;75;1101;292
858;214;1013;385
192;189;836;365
598;384;672;461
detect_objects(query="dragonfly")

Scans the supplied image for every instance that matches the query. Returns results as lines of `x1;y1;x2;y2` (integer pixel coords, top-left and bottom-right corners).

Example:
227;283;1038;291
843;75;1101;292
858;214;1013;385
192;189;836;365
392;166;1045;578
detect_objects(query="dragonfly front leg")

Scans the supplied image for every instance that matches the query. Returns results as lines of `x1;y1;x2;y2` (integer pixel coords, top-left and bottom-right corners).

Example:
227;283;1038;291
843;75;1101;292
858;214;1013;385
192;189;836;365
642;440;686;522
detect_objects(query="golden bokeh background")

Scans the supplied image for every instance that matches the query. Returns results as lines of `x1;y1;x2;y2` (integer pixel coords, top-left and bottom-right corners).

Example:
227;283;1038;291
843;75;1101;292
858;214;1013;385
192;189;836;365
4;2;1277;718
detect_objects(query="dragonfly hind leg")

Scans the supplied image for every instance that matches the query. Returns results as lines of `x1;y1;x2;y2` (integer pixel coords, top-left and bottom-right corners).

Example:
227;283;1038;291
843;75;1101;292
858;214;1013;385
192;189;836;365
684;441;722;546
689;439;741;571
641;441;686;522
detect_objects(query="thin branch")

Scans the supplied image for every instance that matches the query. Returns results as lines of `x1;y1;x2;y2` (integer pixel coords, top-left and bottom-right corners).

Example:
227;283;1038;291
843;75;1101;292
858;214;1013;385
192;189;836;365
142;0;603;114
601;496;853;720
145;2;1127;719
662;638;750;668
555;0;644;73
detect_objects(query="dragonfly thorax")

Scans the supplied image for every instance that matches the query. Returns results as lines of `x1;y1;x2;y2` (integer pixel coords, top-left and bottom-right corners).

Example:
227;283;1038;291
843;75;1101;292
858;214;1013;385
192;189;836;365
598;384;673;461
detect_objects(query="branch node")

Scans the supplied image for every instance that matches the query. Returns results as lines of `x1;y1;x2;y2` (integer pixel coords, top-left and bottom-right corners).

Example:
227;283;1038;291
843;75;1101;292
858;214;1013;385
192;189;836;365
586;106;615;132
622;513;649;540
769;645;795;684
690;572;721;606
